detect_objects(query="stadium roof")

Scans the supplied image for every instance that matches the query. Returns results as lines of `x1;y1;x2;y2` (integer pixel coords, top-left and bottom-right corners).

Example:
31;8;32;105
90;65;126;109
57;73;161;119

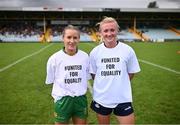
0;0;179;12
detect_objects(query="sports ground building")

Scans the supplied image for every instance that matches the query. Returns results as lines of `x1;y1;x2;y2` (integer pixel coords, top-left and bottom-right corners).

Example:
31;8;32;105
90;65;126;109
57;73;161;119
0;0;179;42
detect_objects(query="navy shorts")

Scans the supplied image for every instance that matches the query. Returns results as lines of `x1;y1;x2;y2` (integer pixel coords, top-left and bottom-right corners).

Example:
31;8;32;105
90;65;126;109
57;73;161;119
90;100;134;116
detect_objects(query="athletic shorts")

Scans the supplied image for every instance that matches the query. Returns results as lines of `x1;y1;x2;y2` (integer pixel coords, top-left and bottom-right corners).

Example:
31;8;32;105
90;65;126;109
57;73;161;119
91;100;134;116
54;95;88;123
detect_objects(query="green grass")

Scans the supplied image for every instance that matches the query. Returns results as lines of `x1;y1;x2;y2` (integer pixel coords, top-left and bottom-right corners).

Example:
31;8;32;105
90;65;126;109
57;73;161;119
0;42;180;124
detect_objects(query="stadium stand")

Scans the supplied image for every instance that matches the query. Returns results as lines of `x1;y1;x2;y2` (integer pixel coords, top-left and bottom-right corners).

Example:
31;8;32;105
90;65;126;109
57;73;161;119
143;29;180;41
0;7;179;42
118;30;137;41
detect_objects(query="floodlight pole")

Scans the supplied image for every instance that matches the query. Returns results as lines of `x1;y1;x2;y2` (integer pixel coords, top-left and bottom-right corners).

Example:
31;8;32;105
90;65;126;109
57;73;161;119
43;16;46;34
133;17;136;31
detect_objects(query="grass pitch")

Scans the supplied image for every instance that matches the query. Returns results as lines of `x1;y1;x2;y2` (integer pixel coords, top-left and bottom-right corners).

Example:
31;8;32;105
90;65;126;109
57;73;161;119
0;42;180;124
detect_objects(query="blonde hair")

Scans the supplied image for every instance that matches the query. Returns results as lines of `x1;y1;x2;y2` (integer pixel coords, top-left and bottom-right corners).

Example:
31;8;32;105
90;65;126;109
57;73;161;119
97;16;120;32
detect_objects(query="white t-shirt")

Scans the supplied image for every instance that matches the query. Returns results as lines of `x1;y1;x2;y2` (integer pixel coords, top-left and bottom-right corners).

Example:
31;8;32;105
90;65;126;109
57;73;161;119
46;49;90;102
90;42;140;108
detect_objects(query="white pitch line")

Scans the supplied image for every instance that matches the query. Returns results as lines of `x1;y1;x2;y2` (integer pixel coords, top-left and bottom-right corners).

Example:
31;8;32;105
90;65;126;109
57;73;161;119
87;43;180;94
86;43;180;75
0;43;54;73
87;58;180;94
139;59;180;75
87;58;180;95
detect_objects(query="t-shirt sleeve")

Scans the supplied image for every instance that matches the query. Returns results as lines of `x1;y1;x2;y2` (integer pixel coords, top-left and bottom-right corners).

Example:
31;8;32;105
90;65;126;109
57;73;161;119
127;49;141;73
89;51;97;74
45;56;55;84
86;57;92;80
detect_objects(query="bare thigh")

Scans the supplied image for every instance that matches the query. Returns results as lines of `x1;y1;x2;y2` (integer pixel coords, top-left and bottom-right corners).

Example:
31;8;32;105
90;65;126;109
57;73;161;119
72;116;87;124
97;113;111;124
116;113;135;124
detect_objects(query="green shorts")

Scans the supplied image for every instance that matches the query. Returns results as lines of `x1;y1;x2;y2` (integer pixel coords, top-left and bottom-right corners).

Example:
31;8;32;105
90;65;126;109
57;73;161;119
54;95;88;123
